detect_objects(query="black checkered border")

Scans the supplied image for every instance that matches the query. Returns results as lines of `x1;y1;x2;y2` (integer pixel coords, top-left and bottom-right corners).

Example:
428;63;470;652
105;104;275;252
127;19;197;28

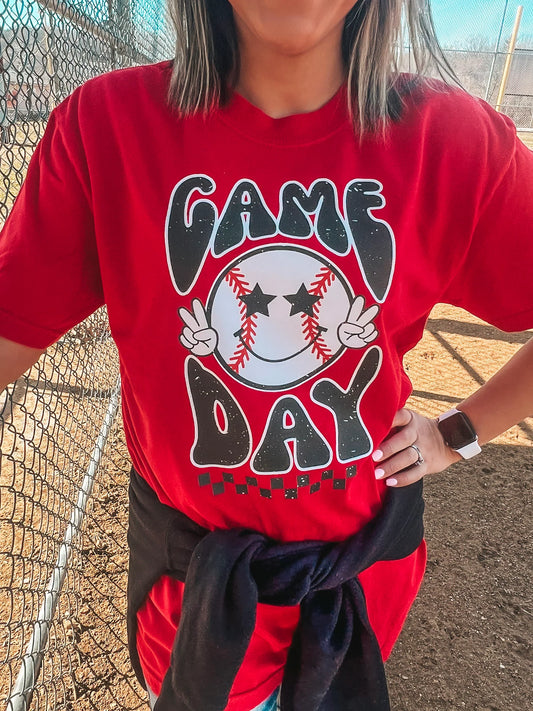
198;465;357;499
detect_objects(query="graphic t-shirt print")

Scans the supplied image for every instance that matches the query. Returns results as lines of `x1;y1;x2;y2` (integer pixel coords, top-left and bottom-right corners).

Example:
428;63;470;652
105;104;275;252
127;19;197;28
165;175;395;482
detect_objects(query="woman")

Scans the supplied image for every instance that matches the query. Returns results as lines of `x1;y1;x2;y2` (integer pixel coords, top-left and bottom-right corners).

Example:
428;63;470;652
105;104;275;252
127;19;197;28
0;1;532;710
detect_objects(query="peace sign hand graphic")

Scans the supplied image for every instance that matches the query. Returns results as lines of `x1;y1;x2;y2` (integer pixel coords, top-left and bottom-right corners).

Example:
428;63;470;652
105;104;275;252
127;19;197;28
178;298;218;357
337;296;380;349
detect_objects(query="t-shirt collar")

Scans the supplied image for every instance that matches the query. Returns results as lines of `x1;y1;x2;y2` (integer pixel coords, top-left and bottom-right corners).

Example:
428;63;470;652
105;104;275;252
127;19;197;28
216;83;350;146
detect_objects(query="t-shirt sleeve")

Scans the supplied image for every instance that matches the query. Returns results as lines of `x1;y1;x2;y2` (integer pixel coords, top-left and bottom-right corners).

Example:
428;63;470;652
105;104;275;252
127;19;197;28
442;108;533;333
0;93;104;349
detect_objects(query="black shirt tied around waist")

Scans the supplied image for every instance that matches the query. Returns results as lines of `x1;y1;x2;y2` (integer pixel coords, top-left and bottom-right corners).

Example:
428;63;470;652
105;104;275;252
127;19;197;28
127;467;424;711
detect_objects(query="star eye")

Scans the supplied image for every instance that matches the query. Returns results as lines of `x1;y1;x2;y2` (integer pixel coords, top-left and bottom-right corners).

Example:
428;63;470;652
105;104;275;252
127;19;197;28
284;284;321;317
238;283;276;318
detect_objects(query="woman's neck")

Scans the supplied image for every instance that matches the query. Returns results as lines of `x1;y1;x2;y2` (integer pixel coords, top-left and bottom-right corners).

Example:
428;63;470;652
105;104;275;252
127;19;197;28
235;21;346;118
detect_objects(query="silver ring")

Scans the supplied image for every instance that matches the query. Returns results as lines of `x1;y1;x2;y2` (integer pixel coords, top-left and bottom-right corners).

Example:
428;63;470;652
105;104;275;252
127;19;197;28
410;444;424;466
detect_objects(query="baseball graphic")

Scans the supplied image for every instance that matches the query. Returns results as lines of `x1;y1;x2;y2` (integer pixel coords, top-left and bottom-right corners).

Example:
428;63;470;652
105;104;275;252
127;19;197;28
179;245;379;390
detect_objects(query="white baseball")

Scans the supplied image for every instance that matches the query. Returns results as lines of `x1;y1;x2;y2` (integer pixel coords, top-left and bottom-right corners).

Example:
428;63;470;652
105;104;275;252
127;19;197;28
207;245;353;390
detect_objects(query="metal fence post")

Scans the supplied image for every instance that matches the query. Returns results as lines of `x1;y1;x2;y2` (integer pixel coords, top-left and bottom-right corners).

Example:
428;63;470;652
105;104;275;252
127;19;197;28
496;5;524;112
485;0;509;101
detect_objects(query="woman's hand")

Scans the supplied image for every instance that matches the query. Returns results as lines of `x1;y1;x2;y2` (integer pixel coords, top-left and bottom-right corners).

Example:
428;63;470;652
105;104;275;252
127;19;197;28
372;408;461;487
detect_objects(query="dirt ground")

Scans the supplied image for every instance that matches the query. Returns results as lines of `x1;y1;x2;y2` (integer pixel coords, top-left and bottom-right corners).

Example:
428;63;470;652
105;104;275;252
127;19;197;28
387;304;533;710
518;132;533;150
40;303;529;711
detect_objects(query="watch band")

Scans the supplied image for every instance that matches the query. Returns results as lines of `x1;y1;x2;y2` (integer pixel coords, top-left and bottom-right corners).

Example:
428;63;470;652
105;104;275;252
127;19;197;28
437;408;482;459
454;439;482;458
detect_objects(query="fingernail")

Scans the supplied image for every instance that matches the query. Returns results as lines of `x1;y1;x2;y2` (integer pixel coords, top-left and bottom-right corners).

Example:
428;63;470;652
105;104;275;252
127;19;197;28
375;468;385;480
386;478;398;487
372;450;383;462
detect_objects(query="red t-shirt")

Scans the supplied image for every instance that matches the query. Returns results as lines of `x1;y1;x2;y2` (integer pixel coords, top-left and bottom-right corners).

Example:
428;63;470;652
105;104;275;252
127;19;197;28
1;62;533;711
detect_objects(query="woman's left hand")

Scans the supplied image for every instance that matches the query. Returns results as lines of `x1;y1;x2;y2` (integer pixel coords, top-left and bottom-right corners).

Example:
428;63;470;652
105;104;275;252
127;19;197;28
372;408;461;487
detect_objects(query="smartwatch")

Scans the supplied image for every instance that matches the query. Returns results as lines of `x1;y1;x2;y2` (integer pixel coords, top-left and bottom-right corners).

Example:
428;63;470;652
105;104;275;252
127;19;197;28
437;408;482;459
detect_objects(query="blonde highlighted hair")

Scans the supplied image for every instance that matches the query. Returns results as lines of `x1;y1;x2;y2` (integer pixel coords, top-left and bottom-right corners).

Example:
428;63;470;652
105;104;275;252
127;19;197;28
168;0;458;134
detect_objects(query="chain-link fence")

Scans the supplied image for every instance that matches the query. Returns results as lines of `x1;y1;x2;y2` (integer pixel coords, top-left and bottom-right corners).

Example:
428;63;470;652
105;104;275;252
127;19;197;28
1;1;532;711
1;1;173;709
0;0;174;220
432;0;533;130
0;314;140;710
399;2;533;130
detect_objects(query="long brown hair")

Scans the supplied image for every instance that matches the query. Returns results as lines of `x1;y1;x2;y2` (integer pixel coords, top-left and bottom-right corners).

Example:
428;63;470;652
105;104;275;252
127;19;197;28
168;0;459;134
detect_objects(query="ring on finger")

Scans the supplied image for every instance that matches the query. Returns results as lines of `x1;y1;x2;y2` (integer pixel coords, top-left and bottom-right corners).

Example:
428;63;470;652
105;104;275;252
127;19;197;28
409;444;424;466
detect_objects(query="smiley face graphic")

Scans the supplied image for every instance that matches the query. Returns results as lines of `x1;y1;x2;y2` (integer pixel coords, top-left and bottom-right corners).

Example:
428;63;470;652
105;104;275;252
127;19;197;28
178;245;379;390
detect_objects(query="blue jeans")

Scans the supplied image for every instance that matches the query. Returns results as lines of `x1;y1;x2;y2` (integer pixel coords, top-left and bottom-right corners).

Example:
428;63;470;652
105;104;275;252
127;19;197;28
147;686;280;710
253;687;280;711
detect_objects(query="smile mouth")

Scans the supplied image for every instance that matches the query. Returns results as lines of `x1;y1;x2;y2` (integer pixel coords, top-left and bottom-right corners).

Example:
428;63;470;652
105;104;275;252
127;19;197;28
233;326;327;363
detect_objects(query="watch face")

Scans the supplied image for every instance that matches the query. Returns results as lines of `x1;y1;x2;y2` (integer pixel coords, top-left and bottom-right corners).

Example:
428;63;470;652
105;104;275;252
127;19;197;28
438;412;477;450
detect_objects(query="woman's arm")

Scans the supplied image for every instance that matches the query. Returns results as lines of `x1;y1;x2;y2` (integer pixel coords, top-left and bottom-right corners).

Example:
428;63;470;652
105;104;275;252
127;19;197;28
0;335;46;392
372;336;533;487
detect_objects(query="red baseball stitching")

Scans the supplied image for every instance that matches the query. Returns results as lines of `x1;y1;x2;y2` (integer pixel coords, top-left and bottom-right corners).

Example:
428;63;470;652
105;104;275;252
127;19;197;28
302;267;335;364
226;268;257;373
